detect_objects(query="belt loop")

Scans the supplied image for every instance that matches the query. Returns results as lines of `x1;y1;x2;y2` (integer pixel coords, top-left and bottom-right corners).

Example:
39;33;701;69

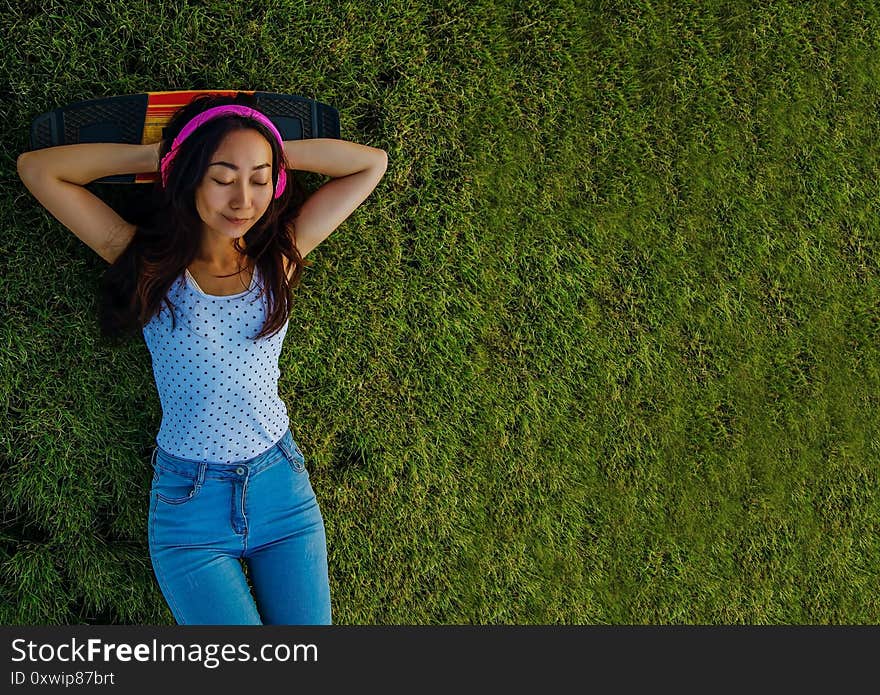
277;430;291;460
150;447;158;467
196;462;207;487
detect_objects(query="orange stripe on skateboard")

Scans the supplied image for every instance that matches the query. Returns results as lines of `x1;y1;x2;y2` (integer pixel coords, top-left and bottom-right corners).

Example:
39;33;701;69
147;90;253;107
140;90;255;146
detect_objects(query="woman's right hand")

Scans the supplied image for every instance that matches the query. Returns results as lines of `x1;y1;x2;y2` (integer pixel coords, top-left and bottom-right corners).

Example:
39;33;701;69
151;141;163;173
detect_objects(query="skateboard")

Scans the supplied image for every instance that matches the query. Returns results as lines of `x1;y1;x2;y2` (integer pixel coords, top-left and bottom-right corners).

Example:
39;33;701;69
29;90;341;184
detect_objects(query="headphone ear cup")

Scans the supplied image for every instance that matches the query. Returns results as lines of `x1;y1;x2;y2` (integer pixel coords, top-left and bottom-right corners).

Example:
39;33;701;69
275;168;287;199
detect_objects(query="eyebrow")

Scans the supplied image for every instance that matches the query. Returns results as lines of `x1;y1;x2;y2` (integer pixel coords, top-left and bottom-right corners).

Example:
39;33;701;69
208;161;271;171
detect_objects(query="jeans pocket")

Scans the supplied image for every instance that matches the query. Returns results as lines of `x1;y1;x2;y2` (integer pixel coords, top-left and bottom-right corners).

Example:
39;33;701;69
283;439;307;474
152;464;202;505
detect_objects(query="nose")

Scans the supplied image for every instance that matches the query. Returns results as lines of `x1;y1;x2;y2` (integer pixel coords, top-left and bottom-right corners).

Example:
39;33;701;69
230;181;254;211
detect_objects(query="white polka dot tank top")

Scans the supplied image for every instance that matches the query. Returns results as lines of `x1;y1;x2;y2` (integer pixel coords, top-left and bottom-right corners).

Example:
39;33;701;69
142;264;290;463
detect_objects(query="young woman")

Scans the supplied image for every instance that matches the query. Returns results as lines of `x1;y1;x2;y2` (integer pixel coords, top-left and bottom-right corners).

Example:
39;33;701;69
17;92;388;624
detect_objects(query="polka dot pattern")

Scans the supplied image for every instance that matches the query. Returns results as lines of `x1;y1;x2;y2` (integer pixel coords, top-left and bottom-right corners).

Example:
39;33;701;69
143;264;291;463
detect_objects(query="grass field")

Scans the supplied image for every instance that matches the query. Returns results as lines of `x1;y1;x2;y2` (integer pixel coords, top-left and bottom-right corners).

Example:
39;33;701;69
0;0;878;624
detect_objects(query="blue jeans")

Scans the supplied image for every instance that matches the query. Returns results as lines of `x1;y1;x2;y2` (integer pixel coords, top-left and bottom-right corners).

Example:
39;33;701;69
148;429;331;625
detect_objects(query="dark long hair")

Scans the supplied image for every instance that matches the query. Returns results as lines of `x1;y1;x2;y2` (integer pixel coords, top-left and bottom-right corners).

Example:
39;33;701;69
97;92;310;343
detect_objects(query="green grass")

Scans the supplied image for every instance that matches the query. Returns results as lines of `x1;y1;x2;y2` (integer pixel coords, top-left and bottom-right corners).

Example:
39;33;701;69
1;0;879;624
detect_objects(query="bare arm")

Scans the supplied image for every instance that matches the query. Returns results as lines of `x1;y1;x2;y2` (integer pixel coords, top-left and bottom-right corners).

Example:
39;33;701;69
17;142;159;185
16;143;159;264
283;138;387;177
281;139;388;258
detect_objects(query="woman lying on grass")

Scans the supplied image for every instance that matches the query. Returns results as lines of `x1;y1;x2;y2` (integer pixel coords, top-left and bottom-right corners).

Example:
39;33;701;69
17;91;388;625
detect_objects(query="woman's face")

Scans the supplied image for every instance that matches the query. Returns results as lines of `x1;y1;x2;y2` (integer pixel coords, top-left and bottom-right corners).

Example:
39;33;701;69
194;128;274;242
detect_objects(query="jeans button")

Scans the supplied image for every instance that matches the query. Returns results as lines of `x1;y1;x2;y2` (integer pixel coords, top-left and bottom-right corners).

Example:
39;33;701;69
235;467;245;475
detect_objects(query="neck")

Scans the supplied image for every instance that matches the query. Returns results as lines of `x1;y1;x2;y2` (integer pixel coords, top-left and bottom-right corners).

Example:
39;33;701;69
193;257;248;273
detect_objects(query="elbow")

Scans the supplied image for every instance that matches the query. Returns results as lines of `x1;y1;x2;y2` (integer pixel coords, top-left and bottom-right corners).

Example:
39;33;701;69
374;149;388;172
17;151;35;181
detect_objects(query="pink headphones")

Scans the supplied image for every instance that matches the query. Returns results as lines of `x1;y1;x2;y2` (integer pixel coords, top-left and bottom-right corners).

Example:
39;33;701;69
160;105;287;199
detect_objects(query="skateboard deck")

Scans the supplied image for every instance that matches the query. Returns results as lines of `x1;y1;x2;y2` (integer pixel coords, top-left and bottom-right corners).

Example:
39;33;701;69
29;90;341;184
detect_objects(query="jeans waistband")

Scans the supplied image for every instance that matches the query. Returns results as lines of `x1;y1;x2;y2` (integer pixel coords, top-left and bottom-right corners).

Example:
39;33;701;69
151;429;297;480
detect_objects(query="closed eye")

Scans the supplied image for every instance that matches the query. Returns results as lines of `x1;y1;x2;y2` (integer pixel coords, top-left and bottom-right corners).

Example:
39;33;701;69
213;180;269;186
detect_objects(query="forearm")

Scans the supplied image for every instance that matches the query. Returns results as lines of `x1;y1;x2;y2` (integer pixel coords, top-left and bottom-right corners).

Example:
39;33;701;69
17;142;159;185
283;138;387;178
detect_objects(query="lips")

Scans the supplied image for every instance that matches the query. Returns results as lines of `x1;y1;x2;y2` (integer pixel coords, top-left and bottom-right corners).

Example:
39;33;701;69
225;216;251;223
